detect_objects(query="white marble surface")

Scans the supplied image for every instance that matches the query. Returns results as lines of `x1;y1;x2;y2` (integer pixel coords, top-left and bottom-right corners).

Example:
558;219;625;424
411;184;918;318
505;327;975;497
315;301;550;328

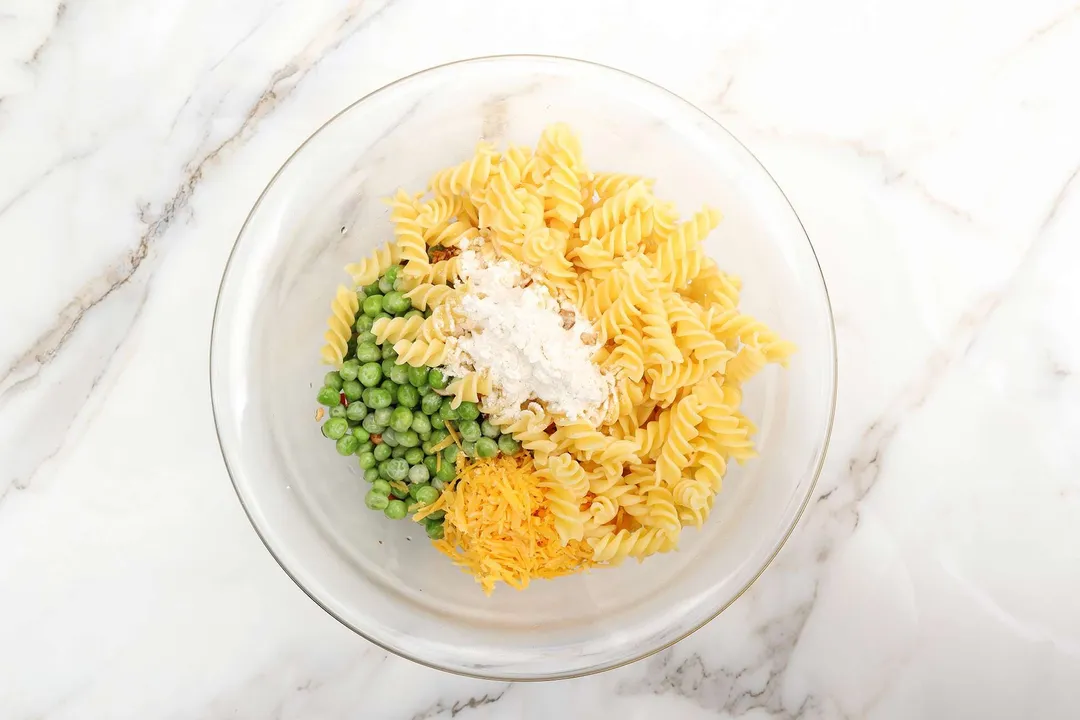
2;0;1080;717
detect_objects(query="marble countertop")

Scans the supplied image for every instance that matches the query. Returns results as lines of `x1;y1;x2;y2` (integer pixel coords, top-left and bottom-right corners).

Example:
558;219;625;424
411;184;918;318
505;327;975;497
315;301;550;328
3;0;1080;717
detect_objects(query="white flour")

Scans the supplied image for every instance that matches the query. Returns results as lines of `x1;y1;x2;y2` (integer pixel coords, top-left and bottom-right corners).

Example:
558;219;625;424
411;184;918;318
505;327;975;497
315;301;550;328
445;248;612;422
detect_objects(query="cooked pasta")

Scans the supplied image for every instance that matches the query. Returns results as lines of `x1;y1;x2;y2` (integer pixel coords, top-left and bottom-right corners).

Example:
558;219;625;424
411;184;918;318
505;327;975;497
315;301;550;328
371;315;425;345
319;285;360;366
403;283;454;311
444;372;493;408
345;241;401;287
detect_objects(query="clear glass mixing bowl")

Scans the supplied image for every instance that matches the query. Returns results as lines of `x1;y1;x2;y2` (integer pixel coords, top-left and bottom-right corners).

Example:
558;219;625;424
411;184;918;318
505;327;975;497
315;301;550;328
210;55;836;680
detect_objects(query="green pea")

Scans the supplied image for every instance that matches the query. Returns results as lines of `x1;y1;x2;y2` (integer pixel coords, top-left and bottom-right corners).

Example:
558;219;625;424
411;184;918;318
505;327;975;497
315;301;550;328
361;414;383;435
384;291;410;315
438;398;459;421
342;380;363;401
373;407;393;427
415;484;439;505
476;437;498;458
397;384;419;408
405;447;425;465
321;422;333;438
351;428;370;443
411;413;431;435
431;477;445;492
383;265;400;285
378;460;392;480
339;359;360;381
399;430;420;448
419;429;431;442
367;388;393;409
418;384;433;397
392;446;407;459
356;330;377;346
364;282;380;296
356;342;380;363
364;467;380;483
372;479;391;495
374;311;392;322
436;461;456;483
324;418;348;440
355;314;375;333
442;444;459;464
381;428;399;447
381;379;400;397
461;440;477;458
426;509;446;521
387;408;410;435
384;499;407;520
316;386;340;406
362;295;384;317
381;358;396;376
355;440;373;455
390;364;410;385
346;403;368;422
457;401;479;421
425;519;445;540
424;456;439;476
430;428;449;445
378;274;395;294
336;434;360;455
357;362;382;388
458;420;481;443
323;372;344;391
421;392;443;416
365;490;390;511
481;419;500;438
373;443;391;462
386;458;409;481
410;465;431;484
428;368;448;389
404;309;423;321
389;482;409;499
328;404;347;419
358;451;376;470
356;285;367;301
381;344;398;361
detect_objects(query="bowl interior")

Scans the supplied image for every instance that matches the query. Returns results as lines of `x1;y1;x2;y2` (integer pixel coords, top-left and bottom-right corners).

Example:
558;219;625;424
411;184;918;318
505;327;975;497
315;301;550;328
211;56;835;679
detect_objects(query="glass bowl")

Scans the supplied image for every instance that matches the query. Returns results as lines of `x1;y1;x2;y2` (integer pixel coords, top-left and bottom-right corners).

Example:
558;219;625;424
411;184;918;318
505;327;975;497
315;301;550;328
210;55;836;680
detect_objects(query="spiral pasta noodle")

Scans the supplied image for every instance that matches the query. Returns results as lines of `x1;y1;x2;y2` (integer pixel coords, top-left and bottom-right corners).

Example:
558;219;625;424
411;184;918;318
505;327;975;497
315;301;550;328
345;242;401;287
320;285;360;366
444;372;493;408
371;314;425;345
403;283;454;311
392;338;449;367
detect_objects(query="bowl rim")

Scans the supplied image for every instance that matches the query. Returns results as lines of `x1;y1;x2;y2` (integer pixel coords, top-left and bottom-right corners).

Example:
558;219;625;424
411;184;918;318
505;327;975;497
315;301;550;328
210;53;837;681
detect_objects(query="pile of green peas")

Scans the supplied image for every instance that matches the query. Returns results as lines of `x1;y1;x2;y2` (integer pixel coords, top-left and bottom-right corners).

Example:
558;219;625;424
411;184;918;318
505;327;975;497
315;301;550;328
315;265;522;540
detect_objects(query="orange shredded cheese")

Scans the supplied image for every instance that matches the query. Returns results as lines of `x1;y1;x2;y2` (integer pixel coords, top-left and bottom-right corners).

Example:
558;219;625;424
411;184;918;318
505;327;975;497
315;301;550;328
430;434;456;454
443;421;463;449
416;454;595;594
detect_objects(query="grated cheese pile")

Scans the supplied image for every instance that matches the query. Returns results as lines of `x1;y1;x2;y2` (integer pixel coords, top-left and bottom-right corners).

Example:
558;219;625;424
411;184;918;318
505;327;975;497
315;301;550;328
415;454;595;594
445;248;613;423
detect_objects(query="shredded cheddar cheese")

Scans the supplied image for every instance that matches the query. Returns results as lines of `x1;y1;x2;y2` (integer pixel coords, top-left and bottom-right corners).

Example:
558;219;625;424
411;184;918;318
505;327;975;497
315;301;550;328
415;454;594;594
443;421;463;449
